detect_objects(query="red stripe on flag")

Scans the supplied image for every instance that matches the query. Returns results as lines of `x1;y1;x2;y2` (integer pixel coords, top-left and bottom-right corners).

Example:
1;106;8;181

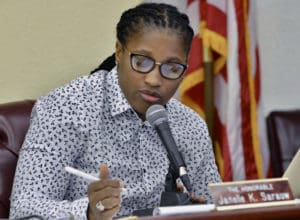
187;0;196;6
187;36;203;73
188;82;205;110
214;108;233;181
205;3;227;38
254;47;261;102
235;0;258;179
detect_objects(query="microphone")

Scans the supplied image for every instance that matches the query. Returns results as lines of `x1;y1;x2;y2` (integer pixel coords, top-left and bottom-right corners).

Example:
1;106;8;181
146;104;193;193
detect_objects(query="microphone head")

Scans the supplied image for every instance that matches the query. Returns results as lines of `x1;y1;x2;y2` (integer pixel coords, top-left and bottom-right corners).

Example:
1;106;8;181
146;104;168;126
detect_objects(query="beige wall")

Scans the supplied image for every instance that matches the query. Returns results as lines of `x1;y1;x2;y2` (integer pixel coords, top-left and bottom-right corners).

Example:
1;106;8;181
0;0;141;103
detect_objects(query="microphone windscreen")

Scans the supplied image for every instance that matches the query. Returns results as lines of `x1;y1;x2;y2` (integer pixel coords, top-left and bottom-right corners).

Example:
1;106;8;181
146;104;168;126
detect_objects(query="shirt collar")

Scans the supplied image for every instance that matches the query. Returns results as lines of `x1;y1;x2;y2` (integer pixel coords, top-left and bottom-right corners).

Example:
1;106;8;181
107;66;133;117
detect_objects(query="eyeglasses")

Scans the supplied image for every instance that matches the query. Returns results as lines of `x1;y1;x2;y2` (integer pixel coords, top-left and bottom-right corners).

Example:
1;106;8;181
127;51;187;80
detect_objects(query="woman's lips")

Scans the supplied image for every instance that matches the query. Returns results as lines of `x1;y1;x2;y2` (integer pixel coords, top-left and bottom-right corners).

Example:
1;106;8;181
140;90;161;103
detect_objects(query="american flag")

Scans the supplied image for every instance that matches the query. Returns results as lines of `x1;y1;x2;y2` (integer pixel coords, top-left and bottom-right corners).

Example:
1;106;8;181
180;0;270;181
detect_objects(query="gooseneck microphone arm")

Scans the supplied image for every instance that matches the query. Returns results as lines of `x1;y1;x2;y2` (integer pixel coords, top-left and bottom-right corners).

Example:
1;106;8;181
154;119;193;193
146;104;193;194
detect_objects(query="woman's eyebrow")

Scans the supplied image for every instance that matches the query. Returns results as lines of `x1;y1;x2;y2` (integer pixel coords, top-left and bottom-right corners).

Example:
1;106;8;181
133;50;185;63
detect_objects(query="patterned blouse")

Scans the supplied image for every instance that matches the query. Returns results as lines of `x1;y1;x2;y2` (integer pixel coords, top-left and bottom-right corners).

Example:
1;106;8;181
10;67;221;219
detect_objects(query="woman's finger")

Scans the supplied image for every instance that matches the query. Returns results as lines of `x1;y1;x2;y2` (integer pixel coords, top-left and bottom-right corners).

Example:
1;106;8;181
88;179;122;193
100;163;110;180
101;196;122;210
88;185;123;204
98;205;121;220
176;183;185;192
191;195;206;204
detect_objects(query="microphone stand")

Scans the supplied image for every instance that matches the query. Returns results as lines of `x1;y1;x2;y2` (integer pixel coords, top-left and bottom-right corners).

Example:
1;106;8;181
132;165;192;217
159;164;192;207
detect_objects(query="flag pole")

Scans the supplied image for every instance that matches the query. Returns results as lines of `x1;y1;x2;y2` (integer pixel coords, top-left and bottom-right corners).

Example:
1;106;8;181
203;45;214;141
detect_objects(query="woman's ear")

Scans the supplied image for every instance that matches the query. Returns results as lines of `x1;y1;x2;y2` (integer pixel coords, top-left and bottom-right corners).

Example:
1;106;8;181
115;41;122;64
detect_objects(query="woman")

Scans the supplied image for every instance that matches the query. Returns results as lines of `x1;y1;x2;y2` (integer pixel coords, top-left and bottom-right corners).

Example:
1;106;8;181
10;3;221;220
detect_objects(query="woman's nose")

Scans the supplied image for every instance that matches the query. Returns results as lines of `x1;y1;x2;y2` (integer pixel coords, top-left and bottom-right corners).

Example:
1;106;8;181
144;65;163;87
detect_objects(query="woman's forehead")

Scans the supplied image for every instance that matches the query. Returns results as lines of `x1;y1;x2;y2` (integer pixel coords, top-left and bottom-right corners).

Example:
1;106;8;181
125;28;186;59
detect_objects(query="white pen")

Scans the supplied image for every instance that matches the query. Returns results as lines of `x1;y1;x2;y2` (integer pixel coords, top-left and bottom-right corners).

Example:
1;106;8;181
64;166;127;192
65;166;99;181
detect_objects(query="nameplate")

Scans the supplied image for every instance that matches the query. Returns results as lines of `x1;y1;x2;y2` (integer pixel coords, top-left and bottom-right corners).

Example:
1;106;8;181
208;178;295;210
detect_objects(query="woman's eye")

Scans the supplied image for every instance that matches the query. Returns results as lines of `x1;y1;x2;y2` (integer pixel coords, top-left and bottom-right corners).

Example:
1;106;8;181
135;57;148;66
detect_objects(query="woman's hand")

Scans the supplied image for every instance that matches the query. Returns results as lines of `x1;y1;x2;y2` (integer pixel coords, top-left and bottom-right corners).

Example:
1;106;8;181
176;183;206;204
87;164;123;220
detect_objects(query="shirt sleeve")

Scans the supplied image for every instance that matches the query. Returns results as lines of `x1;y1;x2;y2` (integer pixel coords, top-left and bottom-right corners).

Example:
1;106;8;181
197;136;222;203
9;87;90;219
191;121;222;203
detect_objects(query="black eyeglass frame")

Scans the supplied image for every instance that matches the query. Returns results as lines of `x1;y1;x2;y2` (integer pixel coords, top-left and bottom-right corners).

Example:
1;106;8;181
128;52;187;80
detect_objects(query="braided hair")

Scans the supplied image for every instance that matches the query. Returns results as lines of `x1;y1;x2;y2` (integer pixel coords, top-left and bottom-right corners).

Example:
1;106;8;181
90;2;194;74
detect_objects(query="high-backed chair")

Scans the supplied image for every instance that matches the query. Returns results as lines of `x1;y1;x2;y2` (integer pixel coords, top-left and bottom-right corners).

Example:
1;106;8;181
266;109;300;177
0;100;35;218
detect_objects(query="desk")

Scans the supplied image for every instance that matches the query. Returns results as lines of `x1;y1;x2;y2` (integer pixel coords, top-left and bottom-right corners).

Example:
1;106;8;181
140;204;300;220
